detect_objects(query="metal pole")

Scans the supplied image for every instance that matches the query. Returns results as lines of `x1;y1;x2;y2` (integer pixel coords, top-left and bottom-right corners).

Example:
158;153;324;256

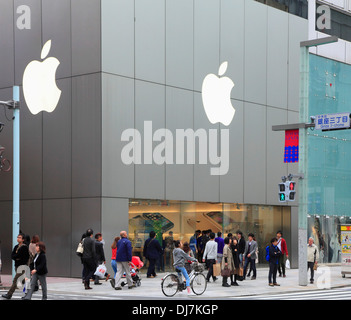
298;46;309;286
12;86;20;278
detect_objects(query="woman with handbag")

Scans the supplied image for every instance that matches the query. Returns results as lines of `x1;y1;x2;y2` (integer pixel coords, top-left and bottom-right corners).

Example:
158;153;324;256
221;237;234;287
230;237;240;286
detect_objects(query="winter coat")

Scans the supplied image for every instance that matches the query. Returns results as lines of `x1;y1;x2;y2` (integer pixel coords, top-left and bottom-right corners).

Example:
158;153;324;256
221;244;235;274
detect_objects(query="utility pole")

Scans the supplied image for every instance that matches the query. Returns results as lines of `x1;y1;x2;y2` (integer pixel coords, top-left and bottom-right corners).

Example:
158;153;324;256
0;86;20;278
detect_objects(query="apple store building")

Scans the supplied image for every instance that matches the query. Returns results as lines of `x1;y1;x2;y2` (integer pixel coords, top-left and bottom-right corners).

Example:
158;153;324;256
0;0;348;277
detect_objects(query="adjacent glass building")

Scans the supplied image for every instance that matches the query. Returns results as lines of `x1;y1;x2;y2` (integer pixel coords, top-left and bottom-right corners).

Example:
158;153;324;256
307;54;351;263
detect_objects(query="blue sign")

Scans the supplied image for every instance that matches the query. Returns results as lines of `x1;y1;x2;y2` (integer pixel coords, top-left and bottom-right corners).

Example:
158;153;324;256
315;113;350;130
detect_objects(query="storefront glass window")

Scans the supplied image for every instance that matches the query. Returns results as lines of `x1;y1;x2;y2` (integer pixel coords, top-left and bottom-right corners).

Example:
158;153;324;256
129;199;291;272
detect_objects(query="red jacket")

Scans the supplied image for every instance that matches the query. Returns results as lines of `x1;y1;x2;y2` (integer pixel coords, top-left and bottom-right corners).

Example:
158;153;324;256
278;238;288;255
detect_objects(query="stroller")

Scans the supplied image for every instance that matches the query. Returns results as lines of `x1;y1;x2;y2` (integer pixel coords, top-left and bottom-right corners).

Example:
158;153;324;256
121;256;144;287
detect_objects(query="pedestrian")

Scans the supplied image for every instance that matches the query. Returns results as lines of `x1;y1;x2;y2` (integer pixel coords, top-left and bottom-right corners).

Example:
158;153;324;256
173;240;197;295
22;242;48;300
307;237;319;284
110;236;120;288
202;232;218;282
189;231;199;256
268;237;281;287
221;237;234;287
143;231;163;278
247;236;258;278
164;231;175;269
243;233;257;280
182;241;195;274
230;237;240;286
82;228;96;290
29;235;40;292
114;231;134;290
2;233;30;299
29;235;40;264
276;231;289;277
236;230;246;266
215;232;225;264
94;233;110;285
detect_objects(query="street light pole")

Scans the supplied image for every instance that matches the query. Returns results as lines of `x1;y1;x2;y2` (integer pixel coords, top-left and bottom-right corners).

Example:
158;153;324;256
0;86;20;278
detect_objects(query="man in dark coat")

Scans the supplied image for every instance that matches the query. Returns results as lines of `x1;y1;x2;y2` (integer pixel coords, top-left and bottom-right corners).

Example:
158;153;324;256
94;233;110;284
2;233;30;299
82;228;96;290
143;231;163;278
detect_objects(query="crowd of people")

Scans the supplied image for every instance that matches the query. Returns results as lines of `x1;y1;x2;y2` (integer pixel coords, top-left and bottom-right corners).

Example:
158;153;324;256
1;228;321;299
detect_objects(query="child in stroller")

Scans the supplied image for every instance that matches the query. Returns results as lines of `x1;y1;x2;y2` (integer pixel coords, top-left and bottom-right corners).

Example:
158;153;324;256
121;256;144;287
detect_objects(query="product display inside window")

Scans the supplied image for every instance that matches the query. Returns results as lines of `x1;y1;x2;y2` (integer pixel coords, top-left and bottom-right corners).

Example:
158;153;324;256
307;215;351;263
129;199;291;272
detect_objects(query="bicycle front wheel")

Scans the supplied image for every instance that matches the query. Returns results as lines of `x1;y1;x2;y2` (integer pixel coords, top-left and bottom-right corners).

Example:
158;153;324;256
161;273;179;297
191;273;207;295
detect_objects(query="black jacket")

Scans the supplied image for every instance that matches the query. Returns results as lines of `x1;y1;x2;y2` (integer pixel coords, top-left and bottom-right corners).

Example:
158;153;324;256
237;237;246;255
30;252;48;275
95;240;106;263
143;237;163;260
11;244;29;268
82;236;96;261
269;244;281;265
230;243;240;269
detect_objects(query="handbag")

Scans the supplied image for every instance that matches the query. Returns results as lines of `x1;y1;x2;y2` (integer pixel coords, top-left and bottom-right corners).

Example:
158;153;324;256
221;267;231;277
238;267;244;277
94;263;107;278
213;263;221;277
76;240;84;257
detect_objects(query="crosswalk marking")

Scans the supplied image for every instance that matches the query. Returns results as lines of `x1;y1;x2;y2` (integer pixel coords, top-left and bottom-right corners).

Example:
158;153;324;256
232;288;351;300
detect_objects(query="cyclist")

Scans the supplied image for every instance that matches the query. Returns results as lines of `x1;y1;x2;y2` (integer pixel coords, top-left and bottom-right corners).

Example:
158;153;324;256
173;240;197;294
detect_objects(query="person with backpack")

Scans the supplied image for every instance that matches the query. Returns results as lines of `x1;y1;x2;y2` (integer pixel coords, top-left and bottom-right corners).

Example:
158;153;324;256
268;237;281;286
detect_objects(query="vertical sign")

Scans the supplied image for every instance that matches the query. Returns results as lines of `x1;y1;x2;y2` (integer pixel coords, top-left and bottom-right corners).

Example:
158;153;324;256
284;129;299;163
341;225;351;278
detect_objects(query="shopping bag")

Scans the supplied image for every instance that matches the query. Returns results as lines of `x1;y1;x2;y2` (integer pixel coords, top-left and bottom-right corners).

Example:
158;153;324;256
94;264;107;278
285;258;290;269
213;263;221;277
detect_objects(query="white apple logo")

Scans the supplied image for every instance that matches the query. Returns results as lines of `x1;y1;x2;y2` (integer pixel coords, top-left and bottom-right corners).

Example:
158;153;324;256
23;40;61;115
201;61;235;126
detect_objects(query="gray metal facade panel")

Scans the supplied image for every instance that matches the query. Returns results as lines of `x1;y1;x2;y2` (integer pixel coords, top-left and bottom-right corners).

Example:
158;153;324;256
0;0;14;88
42;0;72;80
101;73;135;198
42;78;72;199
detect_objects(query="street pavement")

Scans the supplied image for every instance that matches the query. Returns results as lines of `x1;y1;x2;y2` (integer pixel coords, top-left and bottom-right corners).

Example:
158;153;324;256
1;264;350;300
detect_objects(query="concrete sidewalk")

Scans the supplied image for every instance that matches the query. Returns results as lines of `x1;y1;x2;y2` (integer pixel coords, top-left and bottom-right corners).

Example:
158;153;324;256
1;264;351;299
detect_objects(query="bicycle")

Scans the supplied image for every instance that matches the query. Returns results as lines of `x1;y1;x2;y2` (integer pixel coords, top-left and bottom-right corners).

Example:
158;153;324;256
161;261;207;297
0;146;11;173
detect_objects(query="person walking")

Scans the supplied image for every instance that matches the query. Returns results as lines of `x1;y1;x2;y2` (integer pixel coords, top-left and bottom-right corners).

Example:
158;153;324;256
81;228;96;290
215;232;225;264
182;241;195;274
221;237;234;287
230;237;240;286
276;231;289;278
307;237;319;284
114;231;134;290
94;233;110;285
22;242;48;300
110;236;120;288
2;233;30;300
236;230;246;266
243;233;257;280
173;240;197;295
202;232;218;282
143;231;163;278
268;237;281;287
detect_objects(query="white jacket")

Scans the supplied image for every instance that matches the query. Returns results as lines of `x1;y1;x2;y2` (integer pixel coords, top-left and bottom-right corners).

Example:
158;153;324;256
203;240;218;260
307;243;319;263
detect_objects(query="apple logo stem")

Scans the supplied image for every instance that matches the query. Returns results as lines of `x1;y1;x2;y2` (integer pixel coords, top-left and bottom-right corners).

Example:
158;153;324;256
201;61;235;126
23;40;61;115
